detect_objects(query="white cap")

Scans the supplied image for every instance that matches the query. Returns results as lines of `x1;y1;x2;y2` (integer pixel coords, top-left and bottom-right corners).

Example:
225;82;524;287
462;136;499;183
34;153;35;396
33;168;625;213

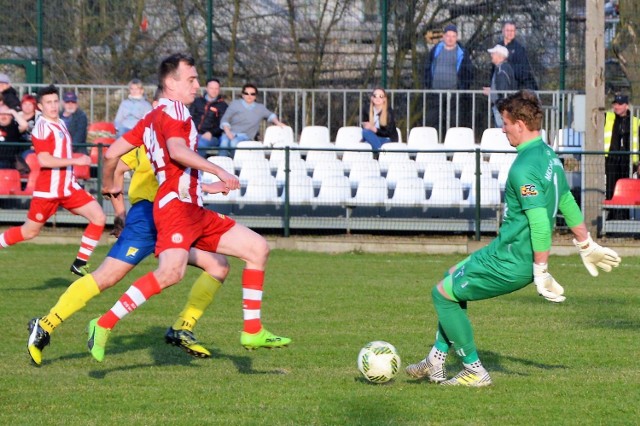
487;44;509;58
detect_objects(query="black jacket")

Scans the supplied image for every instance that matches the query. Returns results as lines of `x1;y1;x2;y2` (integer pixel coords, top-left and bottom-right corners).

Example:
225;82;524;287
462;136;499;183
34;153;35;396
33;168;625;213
189;96;228;138
361;106;398;142
499;38;538;90
1;87;21;111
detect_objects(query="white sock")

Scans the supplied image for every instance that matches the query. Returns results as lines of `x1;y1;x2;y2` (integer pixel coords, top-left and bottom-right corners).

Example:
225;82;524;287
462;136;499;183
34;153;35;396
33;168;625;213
428;347;447;365
463;360;487;373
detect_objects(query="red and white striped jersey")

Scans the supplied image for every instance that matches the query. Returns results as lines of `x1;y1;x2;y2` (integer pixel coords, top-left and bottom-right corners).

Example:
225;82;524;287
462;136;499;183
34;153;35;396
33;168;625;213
31;117;83;199
125;98;202;209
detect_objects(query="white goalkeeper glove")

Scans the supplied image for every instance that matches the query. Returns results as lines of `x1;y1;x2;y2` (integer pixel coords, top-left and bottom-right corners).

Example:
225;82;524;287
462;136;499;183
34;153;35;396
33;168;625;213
573;233;621;277
533;263;566;303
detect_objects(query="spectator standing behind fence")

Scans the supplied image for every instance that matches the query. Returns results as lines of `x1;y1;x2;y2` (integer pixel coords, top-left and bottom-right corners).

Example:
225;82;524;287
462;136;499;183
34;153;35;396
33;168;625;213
604;94;639;220
423;24;474;130
0;104;28;169
189;78;228;158
361;87;398;151
483;45;516;127
218;83;285;157
0;73;21;111
114;79;152;137
498;21;538;91
61;91;88;154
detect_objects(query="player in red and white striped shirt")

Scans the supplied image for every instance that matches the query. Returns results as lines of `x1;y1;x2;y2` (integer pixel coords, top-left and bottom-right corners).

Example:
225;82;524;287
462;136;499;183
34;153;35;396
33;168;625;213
0;85;105;276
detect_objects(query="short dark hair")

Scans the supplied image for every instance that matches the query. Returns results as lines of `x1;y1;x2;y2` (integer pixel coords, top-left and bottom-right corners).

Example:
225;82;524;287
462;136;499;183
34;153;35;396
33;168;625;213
241;83;258;95
497;90;543;131
158;53;195;91
502;20;516;28
36;84;59;103
206;78;220;86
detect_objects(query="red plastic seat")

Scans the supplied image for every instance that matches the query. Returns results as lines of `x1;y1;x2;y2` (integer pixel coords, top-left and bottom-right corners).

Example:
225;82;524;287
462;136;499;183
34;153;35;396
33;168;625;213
89;136;115;164
603;178;640;205
0;169;22;195
87;122;116;142
72;153;91;180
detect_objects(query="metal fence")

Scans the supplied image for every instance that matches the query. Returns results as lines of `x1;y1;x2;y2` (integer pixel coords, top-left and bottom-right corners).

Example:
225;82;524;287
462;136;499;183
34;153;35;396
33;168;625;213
2;142;638;240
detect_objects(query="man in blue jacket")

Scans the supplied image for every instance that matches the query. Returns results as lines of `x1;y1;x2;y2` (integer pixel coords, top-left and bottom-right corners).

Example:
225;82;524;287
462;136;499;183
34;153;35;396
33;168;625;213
423;24;474;132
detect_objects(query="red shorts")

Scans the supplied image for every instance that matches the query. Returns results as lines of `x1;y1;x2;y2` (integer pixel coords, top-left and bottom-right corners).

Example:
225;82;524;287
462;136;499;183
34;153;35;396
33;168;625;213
153;199;236;256
27;188;96;223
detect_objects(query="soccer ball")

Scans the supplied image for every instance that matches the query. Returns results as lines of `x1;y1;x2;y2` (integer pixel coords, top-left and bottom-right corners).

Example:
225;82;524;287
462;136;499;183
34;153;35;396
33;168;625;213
357;341;401;383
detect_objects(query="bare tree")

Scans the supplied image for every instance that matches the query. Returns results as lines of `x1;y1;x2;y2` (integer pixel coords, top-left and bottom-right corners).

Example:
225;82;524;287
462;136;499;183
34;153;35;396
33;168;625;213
612;0;640;102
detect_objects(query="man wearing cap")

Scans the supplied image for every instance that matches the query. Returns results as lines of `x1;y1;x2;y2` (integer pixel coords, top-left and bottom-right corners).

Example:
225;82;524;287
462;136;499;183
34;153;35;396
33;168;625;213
483;44;515;127
498;21;538;90
604;94;639;219
423;23;474;131
61;91;88;154
0;73;21;111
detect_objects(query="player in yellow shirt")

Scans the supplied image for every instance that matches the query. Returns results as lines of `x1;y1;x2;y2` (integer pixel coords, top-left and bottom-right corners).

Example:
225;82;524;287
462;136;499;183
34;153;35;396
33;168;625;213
27;145;230;365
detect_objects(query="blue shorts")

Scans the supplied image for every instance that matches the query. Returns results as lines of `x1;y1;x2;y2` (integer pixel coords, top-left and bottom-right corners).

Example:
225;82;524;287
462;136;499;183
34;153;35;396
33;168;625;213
107;200;157;265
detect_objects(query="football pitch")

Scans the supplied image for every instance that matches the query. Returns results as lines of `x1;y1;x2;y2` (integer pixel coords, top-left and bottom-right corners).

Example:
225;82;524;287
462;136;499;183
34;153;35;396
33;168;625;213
1;243;638;425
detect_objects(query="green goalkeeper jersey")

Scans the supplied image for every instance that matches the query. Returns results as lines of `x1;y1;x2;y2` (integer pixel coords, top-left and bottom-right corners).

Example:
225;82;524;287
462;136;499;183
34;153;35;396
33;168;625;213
472;136;570;280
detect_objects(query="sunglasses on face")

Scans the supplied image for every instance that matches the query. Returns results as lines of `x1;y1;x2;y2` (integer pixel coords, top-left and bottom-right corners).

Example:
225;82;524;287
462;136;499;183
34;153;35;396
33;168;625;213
242;92;257;96
371;93;385;99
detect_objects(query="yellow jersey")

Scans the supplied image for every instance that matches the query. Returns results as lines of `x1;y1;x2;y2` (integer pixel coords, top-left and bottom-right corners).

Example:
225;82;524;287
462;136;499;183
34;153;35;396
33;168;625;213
120;146;158;205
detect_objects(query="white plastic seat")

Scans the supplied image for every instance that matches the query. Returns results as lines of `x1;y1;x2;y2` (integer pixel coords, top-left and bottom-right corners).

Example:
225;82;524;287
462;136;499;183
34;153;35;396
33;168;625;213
335;126;363;148
396;127;403;143
263;125;294;147
488;152;516;174
275;157;308;185
348;158;381;188
282;175;315;205
443;127;476;153
314;176;352;206
451;151;479;174
268;142;302;172
378;143;410;173
305;149;337;172
497;162;512;190
341;145;373;172
425;178;463;206
202;185;239;204
311;158;344;187
385;160;418;189
385;177;426;207
423;162;457;190
407;126;439;151
466;177;501;207
459;162;493;190
233;142;266;170
299;126;331;148
350;176;387;206
480;128;515;157
240;175;279;204
238;158;272;185
553;128;584;153
206;155;235;175
414;151;448;173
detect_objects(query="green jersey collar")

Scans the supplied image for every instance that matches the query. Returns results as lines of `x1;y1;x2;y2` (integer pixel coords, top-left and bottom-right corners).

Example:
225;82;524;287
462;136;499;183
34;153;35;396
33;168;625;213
516;136;544;152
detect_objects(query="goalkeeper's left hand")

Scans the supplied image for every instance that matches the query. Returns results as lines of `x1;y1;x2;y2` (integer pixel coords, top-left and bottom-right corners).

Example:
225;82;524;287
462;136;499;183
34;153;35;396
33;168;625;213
573;233;621;277
533;263;566;303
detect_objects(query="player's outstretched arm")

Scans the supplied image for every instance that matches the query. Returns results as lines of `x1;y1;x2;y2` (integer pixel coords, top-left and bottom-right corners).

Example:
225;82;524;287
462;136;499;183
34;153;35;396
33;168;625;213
571;226;621;277
103;137;136;195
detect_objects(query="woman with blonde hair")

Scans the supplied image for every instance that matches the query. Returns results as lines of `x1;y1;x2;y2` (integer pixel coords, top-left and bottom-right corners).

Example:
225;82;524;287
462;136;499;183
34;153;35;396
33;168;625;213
361;87;398;150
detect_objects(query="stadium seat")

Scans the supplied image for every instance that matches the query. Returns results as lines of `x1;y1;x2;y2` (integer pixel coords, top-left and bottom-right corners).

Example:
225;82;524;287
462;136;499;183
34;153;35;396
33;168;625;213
378;143;410;173
335;126;363;148
348;158;381;188
466;177;502;207
233;141;266;170
282;175;315;204
425;178;463;207
87;122;116;142
89;137;115;165
396;128;403;143
268;142;302;172
553;128;584;154
240;175;279;204
341;145;373;172
299;126;331;148
443;127;476;154
451;151;479;174
238;158;272;185
275;157;308;186
407;126;439;151
414;151;448;173
479;128;515;160
311;158;345;187
349;176;387;206
314;175;352;206
207;155;236;175
202;184;238;204
305;149;337;173
488;152;516;174
72;153;91;180
263;125;294;147
385;159;418;189
603;178;640;206
423;162;457;190
459;162;493;190
0;169;22;195
385;177;426;207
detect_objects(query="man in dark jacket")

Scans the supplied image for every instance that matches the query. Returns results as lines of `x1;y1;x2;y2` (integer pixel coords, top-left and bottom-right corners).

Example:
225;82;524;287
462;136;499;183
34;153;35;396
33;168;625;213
423;24;474;131
499;21;538;90
189;78;228;158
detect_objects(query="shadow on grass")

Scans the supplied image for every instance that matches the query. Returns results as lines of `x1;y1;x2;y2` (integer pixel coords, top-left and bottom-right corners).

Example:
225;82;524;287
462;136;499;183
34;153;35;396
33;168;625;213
82;326;285;379
2;277;73;291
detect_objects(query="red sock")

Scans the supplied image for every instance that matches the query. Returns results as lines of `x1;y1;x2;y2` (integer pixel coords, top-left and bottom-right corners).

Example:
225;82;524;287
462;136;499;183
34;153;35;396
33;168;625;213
242;269;265;334
0;226;24;248
76;222;104;262
98;272;162;329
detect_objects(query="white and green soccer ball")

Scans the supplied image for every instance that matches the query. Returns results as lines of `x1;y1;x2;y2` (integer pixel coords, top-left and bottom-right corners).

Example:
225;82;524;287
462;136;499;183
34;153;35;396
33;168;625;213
357;341;401;383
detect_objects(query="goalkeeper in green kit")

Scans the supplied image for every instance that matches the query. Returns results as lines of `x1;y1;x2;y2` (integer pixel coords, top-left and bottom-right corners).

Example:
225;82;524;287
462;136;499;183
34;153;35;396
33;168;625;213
406;90;622;387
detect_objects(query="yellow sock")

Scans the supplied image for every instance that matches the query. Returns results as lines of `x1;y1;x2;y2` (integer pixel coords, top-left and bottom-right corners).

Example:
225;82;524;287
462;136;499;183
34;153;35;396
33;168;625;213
172;272;222;331
40;274;101;334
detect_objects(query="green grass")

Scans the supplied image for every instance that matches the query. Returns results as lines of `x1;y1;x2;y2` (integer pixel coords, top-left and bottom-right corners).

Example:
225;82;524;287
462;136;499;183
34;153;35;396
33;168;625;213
1;244;639;425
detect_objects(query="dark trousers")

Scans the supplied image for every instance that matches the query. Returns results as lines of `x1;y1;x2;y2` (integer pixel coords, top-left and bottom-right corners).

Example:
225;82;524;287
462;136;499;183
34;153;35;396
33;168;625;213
605;153;631;220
